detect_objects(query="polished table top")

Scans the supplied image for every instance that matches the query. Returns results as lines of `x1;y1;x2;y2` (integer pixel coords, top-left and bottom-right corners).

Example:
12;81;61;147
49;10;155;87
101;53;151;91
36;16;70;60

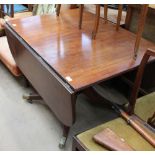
7;9;155;91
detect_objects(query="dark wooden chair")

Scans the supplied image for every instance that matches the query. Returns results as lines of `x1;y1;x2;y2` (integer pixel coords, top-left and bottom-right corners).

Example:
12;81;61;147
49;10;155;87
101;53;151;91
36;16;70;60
56;4;149;59
0;4;33;18
56;4;123;39
79;4;123;39
56;4;78;16
133;5;149;59
0;4;33;76
125;5;155;59
0;19;22;76
56;4;61;16
80;4;149;59
72;48;155;151
0;4;14;18
128;48;155;114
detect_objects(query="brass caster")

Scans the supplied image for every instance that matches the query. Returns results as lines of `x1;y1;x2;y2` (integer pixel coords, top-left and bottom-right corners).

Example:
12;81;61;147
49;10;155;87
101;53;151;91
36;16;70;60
22;94;30;100
22;94;33;104
27;99;33;104
59;136;67;149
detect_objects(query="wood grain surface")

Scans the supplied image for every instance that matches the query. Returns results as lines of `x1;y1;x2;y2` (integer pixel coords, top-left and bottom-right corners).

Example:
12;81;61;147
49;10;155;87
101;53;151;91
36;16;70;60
7;9;155;91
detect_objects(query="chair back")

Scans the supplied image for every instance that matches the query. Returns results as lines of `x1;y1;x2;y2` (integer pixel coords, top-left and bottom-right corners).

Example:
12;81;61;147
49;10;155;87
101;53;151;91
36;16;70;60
128;49;155;115
0;4;14;18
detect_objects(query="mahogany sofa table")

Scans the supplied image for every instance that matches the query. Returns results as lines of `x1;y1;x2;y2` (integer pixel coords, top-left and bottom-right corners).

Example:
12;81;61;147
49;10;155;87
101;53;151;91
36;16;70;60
4;9;155;147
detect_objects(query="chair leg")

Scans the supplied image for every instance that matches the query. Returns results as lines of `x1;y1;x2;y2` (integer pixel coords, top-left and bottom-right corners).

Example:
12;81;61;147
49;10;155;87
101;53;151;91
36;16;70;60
0;4;1;18
125;5;132;30
0;12;2;18
92;4;100;40
10;4;14;18
28;4;33;12
79;4;84;29
133;4;148;59
104;4;108;23
147;112;155;128
56;4;61;16
0;4;4;18
116;4;123;31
